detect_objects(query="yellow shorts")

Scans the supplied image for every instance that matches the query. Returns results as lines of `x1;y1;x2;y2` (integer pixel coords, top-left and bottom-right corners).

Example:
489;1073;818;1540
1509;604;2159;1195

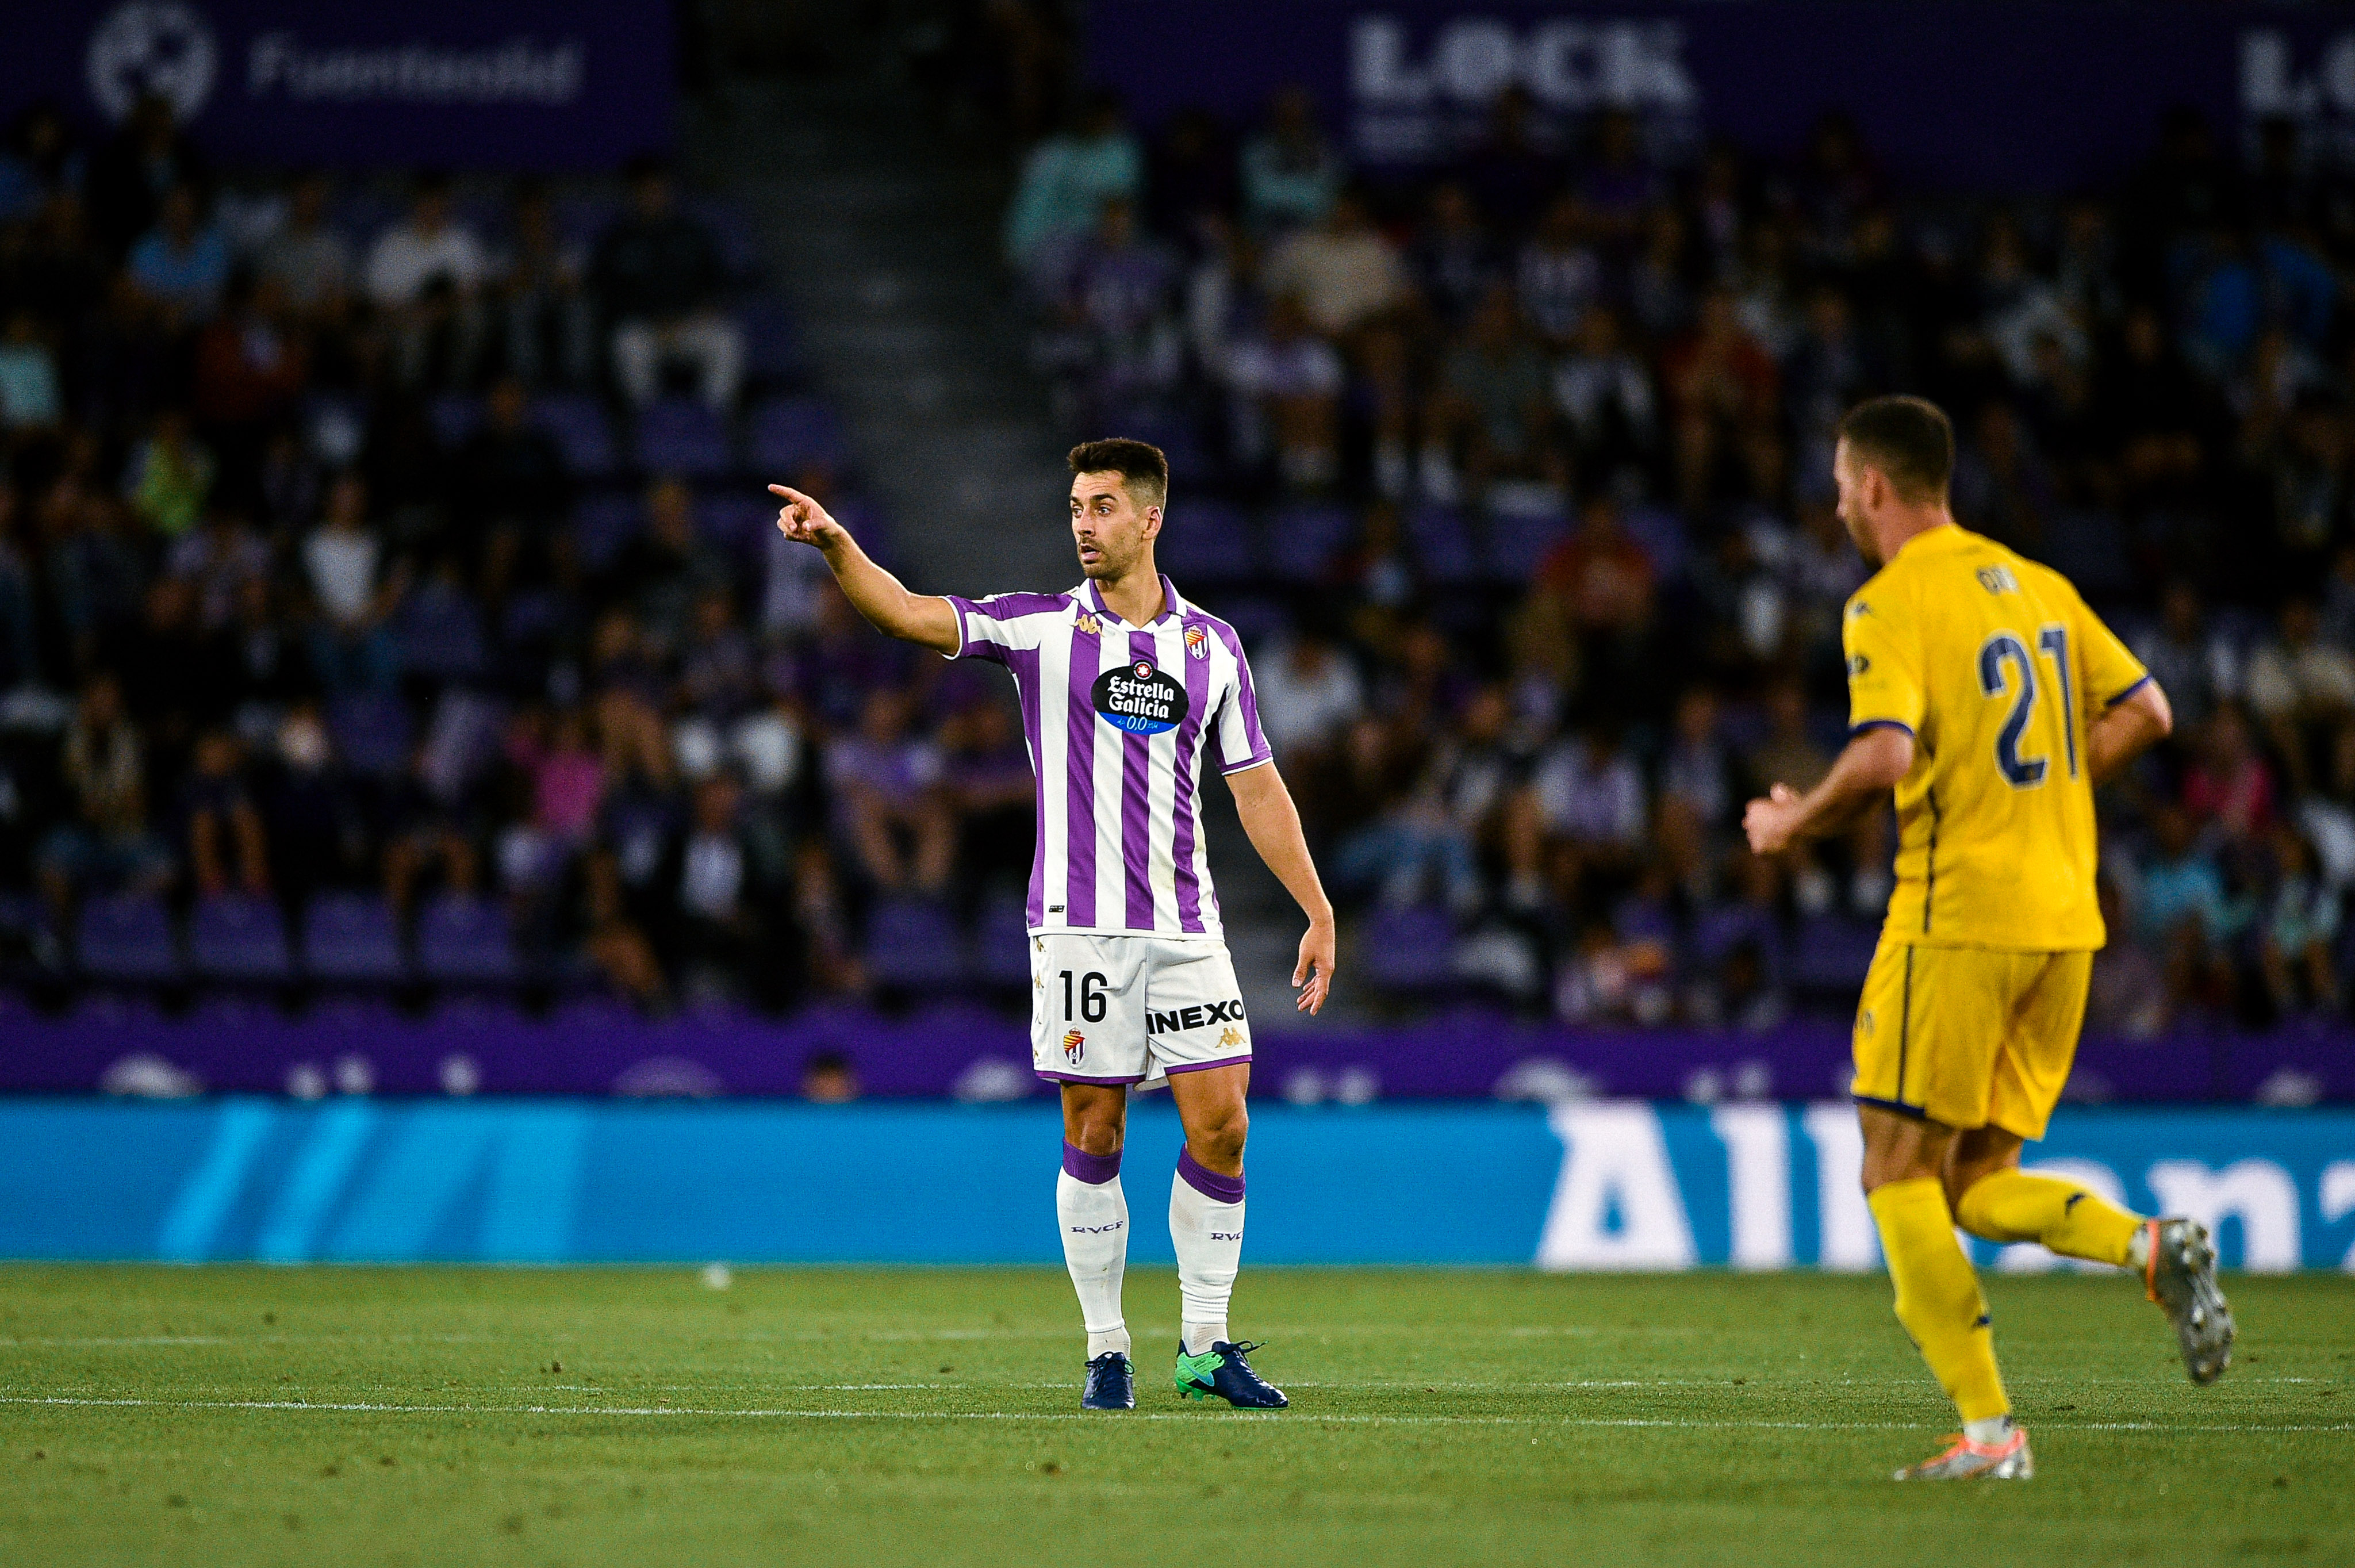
1851;940;2092;1140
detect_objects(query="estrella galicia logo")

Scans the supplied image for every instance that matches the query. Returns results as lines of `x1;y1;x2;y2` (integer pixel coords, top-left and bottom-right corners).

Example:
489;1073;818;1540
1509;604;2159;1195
1092;660;1187;735
87;2;217;123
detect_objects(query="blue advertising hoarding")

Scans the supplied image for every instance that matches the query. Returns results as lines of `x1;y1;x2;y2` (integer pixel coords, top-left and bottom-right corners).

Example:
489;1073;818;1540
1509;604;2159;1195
0;0;673;168
1087;1;2355;191
1;1098;2348;1270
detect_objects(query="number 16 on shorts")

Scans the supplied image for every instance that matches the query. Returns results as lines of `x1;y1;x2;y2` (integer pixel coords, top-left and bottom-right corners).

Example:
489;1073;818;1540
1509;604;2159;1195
1029;932;1253;1087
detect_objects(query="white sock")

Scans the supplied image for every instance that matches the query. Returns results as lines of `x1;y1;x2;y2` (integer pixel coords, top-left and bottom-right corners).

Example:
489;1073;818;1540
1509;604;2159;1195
1964;1414;2016;1446
1057;1144;1129;1359
1170;1147;1245;1356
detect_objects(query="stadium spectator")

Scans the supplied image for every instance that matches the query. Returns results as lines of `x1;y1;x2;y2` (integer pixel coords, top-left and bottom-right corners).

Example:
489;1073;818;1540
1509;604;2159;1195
83;93;206;260
37;673;170;919
1238;86;1340;236
1430;283;1549;502
181;728;270;900
595;157;743;411
253;171;351;316
1223;293;1344;490
364;172;490;390
301;472;406;695
497;179;594;390
1263;190;1408;339
1002;89;1143;275
828;689;952;895
125;183;228;327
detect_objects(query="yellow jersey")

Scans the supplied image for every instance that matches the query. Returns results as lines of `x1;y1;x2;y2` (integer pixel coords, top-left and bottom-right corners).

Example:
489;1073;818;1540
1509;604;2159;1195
1841;524;2149;952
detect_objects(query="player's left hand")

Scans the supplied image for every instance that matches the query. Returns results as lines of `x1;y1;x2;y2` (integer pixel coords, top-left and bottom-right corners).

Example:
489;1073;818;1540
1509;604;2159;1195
1292;917;1336;1015
1742;783;1803;857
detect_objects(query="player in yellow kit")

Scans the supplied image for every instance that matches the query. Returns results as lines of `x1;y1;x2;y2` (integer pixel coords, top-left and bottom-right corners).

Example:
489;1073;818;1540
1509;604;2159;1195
1743;396;2235;1482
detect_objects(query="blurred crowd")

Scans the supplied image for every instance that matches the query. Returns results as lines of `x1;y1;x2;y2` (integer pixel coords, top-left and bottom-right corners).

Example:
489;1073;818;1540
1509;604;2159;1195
1003;83;2355;1034
0;92;1047;1014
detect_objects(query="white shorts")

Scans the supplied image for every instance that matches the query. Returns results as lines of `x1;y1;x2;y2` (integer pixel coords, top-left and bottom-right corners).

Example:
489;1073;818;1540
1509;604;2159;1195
1029;933;1253;1088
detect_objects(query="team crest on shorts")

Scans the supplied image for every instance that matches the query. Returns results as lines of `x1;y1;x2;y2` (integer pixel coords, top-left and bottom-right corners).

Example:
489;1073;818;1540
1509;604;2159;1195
1185;624;1209;660
1074;613;1102;635
1063;1029;1086;1064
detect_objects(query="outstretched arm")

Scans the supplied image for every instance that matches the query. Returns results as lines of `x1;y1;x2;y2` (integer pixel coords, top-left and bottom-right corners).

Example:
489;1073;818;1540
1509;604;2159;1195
1743;724;1914;857
1225;760;1336;1014
771;484;960;655
2087;678;2172;785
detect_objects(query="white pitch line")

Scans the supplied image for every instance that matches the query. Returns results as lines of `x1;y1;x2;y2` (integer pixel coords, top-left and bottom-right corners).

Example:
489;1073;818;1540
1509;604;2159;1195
0;1396;2346;1436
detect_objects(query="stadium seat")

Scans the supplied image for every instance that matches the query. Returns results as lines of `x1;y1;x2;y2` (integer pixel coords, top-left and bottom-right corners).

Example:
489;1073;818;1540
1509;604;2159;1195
1485;507;1571;581
570;490;642;572
327;692;413;777
1265;503;1357;582
737;298;804;387
530;393;618;479
865;898;967;991
428;392;482;451
187;896;294;984
415;894;523;987
1788;913;1880;996
973;896;1032;989
301;892;408;986
76;894;181;985
1355;904;1458;995
1406;505;1482;585
746;396;848;474
634;397;734;478
695;489;774;553
1156;500;1259;584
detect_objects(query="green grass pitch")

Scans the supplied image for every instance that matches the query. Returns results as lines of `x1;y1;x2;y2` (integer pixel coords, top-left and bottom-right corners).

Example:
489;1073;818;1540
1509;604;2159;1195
0;1266;2347;1566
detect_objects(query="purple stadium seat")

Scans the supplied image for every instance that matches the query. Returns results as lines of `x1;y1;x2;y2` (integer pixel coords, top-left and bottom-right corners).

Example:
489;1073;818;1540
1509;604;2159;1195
1356;904;1456;994
570;491;642;572
395;580;488;683
1690;904;1788;991
187;895;294;984
738;298;803;385
415;894;521;987
327;692;413;777
530;393;617;479
302;892;407;986
1485;509;1571;580
635;397;733;478
1406;505;1481;584
746;397;847;473
428;392;482;450
1156;500;1258;583
695;490;774;553
865;898;967;991
77;894;181;984
1788;913;1880;996
974;896;1032;988
1265;503;1357;582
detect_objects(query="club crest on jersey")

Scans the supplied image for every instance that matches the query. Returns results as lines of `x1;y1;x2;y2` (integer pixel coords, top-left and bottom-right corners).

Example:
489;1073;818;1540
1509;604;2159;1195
1184;624;1209;661
1092;660;1188;735
1063;1029;1086;1064
1074;612;1102;635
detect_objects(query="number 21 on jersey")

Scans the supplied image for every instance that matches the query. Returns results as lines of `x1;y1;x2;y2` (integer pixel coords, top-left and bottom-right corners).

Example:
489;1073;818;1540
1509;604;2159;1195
1977;624;2078;788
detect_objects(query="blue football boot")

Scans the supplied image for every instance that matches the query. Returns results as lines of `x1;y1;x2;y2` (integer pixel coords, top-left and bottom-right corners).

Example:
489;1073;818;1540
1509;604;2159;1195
1081;1351;1135;1409
1173;1340;1287;1409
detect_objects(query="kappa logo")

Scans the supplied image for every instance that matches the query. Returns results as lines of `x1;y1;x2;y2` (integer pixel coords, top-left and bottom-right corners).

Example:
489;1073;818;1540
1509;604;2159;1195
1976;564;2020;595
1074;613;1102;635
1146;998;1245;1036
1848;653;1871;677
1859;1008;1876;1037
1848;600;1874;619
1184;624;1209;661
1217;1026;1242;1048
1063;1029;1086;1064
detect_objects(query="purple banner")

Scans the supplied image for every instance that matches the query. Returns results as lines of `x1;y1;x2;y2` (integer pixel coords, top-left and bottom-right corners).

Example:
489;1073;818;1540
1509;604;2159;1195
1088;1;2355;190
3;995;2348;1106
0;0;673;169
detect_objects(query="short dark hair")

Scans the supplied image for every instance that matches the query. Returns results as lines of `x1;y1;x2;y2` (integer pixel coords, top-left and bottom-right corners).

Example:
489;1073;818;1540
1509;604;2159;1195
1838;395;1953;504
1068;438;1169;511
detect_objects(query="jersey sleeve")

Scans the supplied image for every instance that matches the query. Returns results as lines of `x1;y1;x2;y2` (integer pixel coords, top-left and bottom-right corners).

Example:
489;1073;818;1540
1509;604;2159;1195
1843;584;1926;737
1214;632;1275;774
940;592;1060;666
2073;591;2153;714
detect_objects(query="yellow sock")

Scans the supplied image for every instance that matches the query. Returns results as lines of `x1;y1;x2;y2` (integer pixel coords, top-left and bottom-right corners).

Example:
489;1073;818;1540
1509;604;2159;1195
1868;1176;2009;1424
1954;1169;2141;1267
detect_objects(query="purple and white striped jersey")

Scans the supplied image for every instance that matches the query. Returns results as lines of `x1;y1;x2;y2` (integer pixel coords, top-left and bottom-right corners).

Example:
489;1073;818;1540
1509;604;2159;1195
943;574;1271;939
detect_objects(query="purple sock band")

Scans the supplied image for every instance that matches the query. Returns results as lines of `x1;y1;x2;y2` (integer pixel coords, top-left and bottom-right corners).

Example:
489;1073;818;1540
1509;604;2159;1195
1176;1146;1245;1203
1061;1142;1122;1184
